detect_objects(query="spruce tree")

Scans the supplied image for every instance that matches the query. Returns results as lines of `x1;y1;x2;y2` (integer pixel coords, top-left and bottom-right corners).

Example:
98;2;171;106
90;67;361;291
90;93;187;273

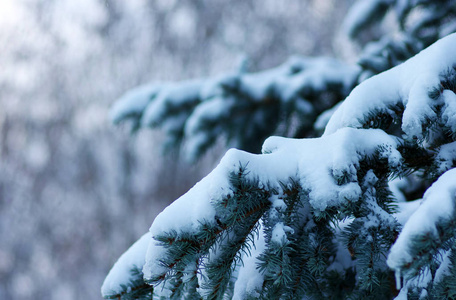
102;1;456;299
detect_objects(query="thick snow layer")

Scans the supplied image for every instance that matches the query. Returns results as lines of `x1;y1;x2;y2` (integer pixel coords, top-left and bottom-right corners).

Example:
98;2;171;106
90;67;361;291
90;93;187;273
325;33;456;140
387;168;456;275
393;199;422;226
142;127;401;280
264;128;400;211
101;232;151;298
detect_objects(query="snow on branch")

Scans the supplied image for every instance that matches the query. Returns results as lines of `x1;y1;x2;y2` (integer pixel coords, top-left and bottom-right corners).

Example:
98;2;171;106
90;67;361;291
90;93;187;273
102;127;402;298
388;168;456;281
110;57;360;160
101;232;152;299
325;33;456;144
345;0;456;80
103;33;456;299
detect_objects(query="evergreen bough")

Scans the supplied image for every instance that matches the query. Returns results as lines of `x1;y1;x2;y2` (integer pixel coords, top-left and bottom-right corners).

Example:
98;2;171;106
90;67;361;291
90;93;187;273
103;1;456;299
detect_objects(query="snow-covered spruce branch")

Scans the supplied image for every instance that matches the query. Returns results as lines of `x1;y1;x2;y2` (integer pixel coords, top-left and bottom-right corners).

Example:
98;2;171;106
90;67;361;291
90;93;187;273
388;168;456;289
103;33;456;299
325;32;456;144
110;57;360;161
103;127;403;299
109;1;456;165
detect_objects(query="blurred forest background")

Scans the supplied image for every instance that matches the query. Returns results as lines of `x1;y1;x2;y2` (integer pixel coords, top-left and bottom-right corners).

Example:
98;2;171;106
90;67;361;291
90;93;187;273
0;0;353;299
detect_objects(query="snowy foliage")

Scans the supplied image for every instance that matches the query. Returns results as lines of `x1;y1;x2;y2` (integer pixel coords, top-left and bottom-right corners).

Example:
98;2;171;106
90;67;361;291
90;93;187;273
104;1;456;299
104;32;456;299
111;57;359;161
345;0;456;80
111;1;456;161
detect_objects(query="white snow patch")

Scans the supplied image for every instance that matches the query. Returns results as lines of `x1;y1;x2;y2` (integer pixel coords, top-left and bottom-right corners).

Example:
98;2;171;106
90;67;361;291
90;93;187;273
434;250;451;284
271;222;288;245
325;33;456;140
232;229;266;299
393;199;422;226
101;232;151;298
388;168;456;273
